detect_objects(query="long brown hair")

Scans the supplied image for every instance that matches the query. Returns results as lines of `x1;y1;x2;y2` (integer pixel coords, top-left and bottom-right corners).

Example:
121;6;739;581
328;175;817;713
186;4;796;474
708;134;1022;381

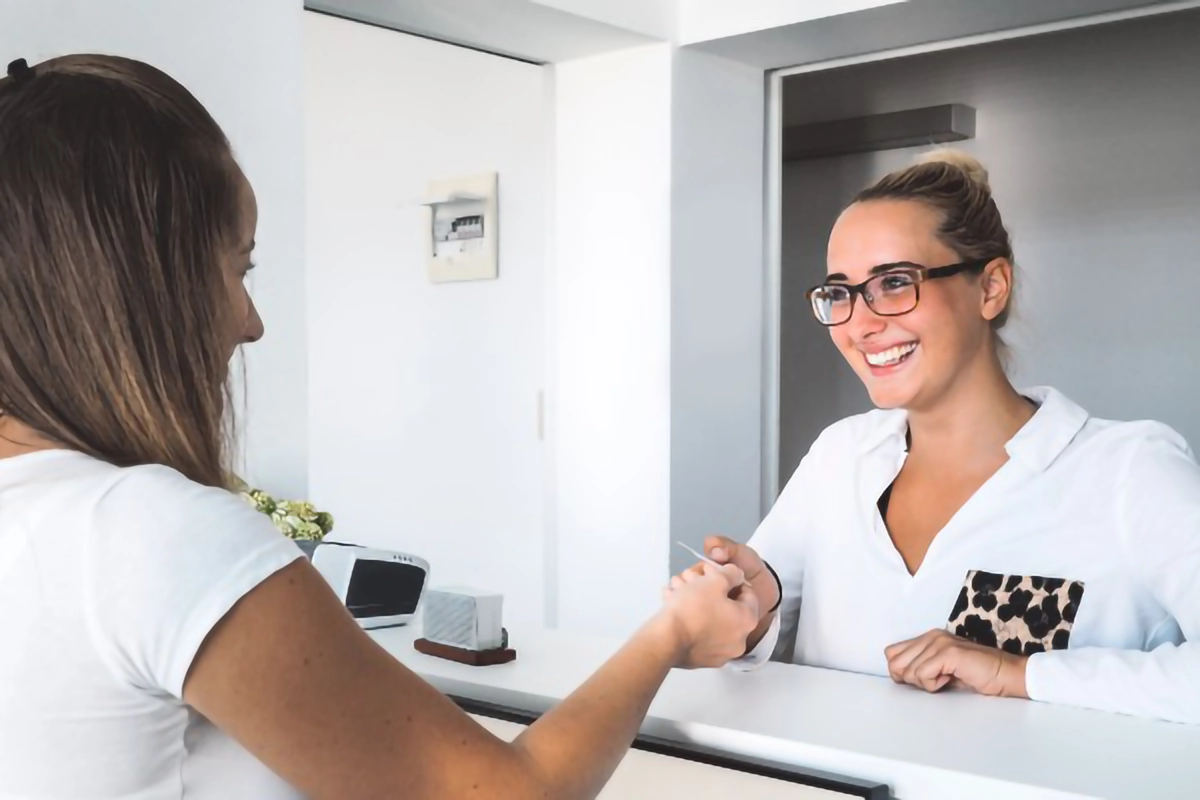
0;55;241;487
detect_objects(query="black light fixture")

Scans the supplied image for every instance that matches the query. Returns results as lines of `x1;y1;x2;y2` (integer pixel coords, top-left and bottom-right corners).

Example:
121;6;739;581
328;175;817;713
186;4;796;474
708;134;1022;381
782;103;976;161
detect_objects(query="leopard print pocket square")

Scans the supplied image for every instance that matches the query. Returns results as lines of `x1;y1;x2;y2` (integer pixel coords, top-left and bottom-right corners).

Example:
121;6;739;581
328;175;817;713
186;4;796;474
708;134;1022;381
947;570;1084;656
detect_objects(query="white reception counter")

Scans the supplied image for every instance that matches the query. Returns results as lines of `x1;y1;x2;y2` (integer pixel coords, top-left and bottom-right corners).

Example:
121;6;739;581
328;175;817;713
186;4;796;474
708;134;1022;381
370;625;1200;800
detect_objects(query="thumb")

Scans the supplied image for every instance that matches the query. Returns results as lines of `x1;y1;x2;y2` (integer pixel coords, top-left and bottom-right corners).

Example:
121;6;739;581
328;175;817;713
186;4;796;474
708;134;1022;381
705;535;739;565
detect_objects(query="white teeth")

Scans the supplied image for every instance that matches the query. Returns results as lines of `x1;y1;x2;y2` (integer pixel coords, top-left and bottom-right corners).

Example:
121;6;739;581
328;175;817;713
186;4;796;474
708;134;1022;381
865;343;917;367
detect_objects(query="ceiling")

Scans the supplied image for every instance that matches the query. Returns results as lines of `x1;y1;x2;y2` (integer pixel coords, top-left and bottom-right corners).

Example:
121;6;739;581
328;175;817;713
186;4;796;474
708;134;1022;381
306;0;1196;69
304;0;656;64
690;0;1192;69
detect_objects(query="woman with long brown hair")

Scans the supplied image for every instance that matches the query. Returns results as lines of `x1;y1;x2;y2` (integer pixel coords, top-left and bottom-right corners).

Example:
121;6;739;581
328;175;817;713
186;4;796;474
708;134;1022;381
0;55;758;798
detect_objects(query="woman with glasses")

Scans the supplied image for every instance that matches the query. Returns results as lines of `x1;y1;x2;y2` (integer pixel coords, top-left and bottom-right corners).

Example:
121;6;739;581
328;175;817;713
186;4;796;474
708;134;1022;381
679;149;1200;724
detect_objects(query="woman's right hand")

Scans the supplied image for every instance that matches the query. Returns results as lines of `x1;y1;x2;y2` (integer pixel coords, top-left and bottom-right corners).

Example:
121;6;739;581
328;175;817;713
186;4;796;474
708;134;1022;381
658;562;759;669
702;536;779;624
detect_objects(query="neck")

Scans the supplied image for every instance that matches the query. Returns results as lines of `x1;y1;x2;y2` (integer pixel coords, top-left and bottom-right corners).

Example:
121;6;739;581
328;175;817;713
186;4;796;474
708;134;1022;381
0;416;58;460
905;350;1033;466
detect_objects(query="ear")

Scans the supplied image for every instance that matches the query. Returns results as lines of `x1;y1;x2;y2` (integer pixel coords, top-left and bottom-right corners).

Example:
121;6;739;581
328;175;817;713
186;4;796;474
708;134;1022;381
979;258;1013;322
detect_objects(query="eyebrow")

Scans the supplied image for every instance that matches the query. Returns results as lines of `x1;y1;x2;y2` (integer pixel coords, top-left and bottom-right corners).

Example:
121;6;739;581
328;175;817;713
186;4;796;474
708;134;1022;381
825;261;919;283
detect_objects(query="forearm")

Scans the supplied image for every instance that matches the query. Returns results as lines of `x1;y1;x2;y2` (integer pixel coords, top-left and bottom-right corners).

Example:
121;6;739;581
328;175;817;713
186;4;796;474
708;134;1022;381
511;614;683;799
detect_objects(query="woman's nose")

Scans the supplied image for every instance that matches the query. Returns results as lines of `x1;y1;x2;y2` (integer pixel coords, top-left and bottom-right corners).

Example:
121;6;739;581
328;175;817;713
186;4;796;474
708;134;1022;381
243;300;265;344
844;295;887;339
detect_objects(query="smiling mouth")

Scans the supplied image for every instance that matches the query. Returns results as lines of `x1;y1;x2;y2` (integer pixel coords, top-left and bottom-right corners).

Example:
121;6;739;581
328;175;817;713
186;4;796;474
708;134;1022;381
863;342;918;368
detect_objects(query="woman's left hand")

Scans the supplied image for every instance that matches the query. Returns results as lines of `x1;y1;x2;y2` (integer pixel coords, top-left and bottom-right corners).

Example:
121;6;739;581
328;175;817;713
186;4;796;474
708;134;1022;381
884;630;1029;698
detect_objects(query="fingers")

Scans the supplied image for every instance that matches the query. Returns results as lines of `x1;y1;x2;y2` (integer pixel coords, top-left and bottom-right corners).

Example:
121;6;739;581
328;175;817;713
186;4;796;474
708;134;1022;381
714;562;747;590
886;630;963;694
705;538;768;590
905;644;954;693
661;559;772;670
663;563;752;643
666;563;750;612
884;638;925;683
885;630;943;684
684;560;746;589
886;631;1021;696
732;581;761;625
883;631;923;661
668;562;707;591
886;643;922;684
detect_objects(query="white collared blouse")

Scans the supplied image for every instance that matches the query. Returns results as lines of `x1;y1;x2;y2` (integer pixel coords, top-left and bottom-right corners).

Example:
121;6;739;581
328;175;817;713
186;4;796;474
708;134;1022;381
738;387;1200;724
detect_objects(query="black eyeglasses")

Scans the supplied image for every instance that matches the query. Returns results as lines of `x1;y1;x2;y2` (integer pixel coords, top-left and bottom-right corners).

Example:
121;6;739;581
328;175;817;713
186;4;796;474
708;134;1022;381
805;259;991;327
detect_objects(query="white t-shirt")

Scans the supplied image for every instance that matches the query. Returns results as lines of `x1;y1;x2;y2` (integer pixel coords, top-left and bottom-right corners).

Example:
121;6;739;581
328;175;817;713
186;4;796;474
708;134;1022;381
0;450;306;799
737;386;1200;725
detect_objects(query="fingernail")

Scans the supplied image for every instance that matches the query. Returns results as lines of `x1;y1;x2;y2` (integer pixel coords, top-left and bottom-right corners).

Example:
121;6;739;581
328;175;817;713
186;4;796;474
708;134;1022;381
711;548;727;561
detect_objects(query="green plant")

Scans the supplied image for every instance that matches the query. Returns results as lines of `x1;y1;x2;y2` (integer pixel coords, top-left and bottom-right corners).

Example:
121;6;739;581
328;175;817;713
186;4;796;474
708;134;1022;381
236;481;335;541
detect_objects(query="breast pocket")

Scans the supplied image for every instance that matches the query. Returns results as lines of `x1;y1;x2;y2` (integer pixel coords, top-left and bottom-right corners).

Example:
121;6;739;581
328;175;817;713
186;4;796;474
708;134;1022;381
946;570;1085;656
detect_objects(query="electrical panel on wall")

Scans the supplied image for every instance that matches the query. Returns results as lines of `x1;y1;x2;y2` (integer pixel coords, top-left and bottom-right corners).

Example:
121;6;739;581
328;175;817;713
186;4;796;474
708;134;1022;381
421;172;498;283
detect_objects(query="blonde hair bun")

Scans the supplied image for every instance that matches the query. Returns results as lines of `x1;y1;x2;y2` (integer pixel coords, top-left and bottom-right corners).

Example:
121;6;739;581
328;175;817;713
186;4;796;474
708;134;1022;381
915;147;991;192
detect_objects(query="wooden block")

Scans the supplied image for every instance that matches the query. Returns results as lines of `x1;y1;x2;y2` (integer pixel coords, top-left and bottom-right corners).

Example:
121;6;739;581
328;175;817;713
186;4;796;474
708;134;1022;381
415;638;517;666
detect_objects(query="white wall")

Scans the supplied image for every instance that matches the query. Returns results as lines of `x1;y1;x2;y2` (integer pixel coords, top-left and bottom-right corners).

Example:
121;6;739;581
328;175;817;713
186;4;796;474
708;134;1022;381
778;9;1200;480
304;13;550;627
552;45;675;635
552;45;765;634
0;0;309;498
304;26;764;636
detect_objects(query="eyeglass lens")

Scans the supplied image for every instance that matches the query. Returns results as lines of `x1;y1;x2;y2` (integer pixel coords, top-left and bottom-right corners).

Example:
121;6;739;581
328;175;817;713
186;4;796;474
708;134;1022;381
810;271;919;325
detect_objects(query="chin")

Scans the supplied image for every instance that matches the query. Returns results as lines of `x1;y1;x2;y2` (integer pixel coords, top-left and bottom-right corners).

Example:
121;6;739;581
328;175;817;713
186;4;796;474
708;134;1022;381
861;376;921;410
867;389;910;410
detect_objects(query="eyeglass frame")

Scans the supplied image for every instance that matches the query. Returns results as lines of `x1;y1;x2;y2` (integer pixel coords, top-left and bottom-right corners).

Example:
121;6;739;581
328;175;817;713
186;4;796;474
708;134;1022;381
804;258;994;327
